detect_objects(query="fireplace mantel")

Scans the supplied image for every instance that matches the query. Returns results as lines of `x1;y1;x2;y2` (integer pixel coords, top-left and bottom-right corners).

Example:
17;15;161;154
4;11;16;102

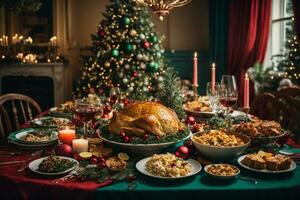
0;63;68;106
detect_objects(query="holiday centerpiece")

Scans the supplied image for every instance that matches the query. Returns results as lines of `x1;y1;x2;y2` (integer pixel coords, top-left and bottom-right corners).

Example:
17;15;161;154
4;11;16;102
99;101;191;154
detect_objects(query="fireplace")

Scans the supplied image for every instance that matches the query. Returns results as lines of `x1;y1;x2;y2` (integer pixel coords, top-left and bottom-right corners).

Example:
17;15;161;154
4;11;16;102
0;63;68;110
2;76;54;110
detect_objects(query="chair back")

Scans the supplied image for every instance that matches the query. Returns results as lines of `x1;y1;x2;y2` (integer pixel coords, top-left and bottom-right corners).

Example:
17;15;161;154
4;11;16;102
250;93;289;127
0;93;41;142
275;88;300;98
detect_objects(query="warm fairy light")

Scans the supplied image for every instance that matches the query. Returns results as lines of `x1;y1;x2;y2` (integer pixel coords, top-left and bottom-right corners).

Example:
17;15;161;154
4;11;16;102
194;52;197;58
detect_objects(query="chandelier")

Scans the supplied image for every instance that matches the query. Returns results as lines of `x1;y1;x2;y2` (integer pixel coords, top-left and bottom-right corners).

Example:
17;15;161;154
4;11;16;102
135;0;192;21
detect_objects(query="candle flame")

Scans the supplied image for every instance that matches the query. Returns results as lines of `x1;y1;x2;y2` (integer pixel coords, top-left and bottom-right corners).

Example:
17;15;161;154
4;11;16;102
245;73;248;78
212;62;216;68
194;52;197;58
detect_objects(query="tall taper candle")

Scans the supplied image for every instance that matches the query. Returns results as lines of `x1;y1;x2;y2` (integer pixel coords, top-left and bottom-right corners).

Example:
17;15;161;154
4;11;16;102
193;52;198;86
211;62;216;94
244;73;249;108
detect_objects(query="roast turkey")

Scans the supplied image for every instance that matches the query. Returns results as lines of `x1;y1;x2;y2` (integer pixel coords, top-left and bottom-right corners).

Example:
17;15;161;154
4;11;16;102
108;101;182;136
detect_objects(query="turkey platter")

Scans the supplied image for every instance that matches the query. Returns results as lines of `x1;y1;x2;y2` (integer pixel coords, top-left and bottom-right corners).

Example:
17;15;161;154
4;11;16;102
108;101;183;137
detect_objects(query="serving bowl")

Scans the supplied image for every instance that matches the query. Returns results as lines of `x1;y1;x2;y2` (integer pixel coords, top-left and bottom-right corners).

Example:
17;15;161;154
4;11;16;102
191;131;250;161
204;163;240;180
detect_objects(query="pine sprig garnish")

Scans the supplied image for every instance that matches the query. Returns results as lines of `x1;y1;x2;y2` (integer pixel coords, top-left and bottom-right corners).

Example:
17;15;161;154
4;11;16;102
100;125;190;144
76;161;136;184
158;67;186;119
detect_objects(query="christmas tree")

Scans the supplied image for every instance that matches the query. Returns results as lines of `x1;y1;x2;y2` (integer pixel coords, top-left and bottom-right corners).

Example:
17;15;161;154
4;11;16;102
285;34;300;84
76;0;168;99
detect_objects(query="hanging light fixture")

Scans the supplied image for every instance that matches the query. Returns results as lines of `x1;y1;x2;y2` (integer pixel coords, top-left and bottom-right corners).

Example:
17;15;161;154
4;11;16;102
135;0;192;21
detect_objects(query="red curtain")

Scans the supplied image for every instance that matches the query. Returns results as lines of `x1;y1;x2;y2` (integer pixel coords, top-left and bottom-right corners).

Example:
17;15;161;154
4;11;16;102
227;0;272;106
293;0;300;47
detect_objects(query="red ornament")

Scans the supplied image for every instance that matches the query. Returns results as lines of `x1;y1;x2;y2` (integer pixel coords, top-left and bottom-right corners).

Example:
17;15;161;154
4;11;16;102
132;71;138;78
55;144;73;157
98;29;105;37
175;146;190;160
186;116;196;125
143;41;150;49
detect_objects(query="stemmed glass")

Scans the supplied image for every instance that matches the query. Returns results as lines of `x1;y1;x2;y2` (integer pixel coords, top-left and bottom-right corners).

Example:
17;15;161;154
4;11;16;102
219;75;238;128
75;98;102;138
206;82;220;112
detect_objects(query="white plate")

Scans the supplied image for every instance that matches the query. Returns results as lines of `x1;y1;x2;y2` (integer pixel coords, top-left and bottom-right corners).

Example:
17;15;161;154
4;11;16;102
136;157;201;180
8;139;57;150
204;164;240;180
31;117;71;128
15;129;58;144
29;156;79;176
237;155;296;174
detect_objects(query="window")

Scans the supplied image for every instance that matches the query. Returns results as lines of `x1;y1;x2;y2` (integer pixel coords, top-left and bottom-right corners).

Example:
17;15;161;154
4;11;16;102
264;0;294;68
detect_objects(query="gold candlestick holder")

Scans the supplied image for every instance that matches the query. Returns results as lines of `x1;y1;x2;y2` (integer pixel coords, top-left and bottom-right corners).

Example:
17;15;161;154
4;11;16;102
193;85;198;101
243;107;250;118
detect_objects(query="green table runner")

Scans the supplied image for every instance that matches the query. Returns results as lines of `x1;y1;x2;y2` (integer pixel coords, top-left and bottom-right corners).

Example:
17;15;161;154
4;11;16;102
96;147;300;200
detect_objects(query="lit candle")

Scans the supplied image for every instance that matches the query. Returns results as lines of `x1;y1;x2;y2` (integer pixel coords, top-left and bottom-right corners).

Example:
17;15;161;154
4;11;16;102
211;62;216;94
244;73;249;108
193;52;198;86
72;138;89;154
59;126;76;145
0;38;3;46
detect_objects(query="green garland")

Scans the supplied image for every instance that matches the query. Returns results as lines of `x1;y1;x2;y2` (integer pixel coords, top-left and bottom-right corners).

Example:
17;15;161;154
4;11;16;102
100;126;190;144
76;161;136;184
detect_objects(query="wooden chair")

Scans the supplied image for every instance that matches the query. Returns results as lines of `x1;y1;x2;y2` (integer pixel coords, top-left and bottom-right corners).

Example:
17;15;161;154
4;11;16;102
250;93;290;128
275;88;300;98
0;93;41;142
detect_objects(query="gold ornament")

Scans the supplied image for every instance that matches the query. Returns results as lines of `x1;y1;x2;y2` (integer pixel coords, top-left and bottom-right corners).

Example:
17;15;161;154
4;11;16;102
104;61;111;67
130;29;137;36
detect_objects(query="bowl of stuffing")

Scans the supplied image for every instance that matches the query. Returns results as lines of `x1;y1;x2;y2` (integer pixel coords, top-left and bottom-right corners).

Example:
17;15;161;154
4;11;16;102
191;130;250;161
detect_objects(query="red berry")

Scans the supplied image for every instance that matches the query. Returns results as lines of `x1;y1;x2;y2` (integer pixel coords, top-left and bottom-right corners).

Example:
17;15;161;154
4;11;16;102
155;135;160;140
122;98;129;106
102;113;109;118
143;134;149;140
73;152;82;161
90;157;98;164
124;136;130;143
186;116;196;125
119;131;126;137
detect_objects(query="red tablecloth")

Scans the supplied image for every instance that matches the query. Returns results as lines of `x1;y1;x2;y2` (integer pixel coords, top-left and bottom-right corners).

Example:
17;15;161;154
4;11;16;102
0;111;114;200
0;146;113;200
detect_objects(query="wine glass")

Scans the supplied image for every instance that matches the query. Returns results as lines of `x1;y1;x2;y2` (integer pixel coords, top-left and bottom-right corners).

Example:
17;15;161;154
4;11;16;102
75;98;101;138
219;75;238;128
206;82;220;112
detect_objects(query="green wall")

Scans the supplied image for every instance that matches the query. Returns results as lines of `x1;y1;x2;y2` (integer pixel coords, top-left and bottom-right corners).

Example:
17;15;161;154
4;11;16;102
164;50;211;95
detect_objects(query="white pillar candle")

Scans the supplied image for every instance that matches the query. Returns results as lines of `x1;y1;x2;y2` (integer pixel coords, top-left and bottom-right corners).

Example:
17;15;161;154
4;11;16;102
72;138;88;153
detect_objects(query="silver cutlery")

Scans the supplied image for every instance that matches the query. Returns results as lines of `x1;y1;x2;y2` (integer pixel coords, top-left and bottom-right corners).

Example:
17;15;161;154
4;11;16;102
239;176;258;184
0;160;26;166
